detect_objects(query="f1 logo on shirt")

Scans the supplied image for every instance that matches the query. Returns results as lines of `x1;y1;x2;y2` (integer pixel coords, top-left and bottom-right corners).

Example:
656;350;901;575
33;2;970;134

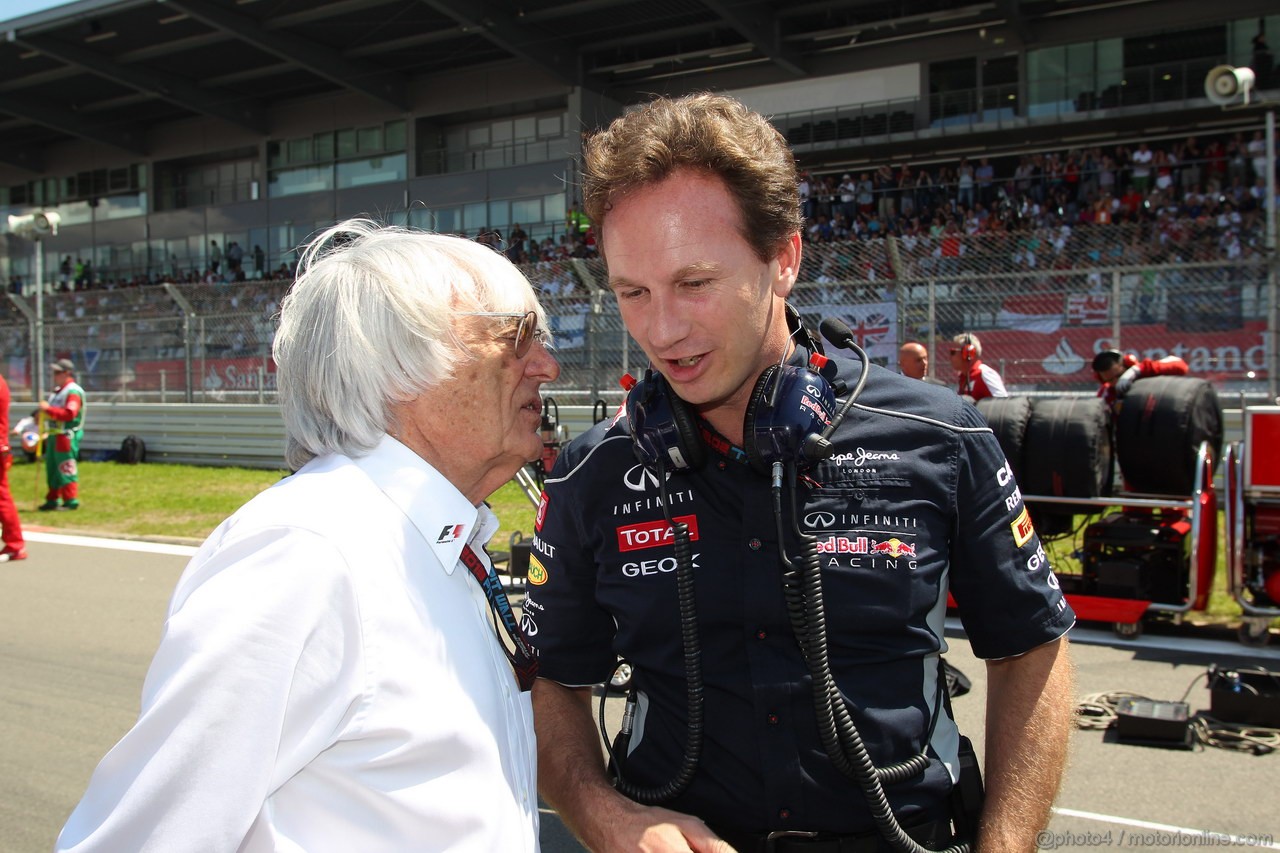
436;524;466;544
617;515;700;552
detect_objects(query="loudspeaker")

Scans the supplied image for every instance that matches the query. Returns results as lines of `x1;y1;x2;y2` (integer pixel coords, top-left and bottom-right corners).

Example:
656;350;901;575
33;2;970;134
7;211;61;237
1204;65;1256;106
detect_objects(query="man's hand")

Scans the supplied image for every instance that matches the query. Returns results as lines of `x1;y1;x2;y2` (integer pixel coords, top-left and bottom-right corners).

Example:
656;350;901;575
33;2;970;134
1113;365;1141;398
532;679;738;852
607;804;737;853
38;401;51;413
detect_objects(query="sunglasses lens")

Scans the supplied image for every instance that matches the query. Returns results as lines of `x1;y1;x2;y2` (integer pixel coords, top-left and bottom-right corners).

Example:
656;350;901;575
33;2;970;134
513;312;531;358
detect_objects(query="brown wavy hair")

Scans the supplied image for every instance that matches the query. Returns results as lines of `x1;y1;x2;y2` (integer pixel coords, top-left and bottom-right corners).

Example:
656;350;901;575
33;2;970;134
581;93;802;262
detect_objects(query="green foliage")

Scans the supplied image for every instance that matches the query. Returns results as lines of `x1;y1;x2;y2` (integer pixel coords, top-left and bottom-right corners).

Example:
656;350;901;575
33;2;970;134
15;459;540;545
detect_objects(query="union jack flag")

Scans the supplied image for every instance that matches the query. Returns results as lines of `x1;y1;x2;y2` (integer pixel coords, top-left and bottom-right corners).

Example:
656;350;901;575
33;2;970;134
848;313;892;349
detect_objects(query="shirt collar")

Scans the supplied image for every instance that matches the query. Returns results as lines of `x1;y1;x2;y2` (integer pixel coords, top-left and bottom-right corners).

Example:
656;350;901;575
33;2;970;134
352;434;499;575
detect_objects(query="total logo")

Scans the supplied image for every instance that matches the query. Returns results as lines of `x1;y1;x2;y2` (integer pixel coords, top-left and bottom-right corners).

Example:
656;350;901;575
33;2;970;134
815;535;917;558
616;515;700;552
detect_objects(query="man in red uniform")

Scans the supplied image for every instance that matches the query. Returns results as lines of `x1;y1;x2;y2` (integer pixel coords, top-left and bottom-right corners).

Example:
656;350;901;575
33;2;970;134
0;370;28;560
1092;349;1189;409
949;332;1008;401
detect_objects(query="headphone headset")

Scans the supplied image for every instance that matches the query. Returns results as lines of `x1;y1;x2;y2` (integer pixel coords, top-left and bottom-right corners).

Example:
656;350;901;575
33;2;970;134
958;334;977;364
623;306;837;477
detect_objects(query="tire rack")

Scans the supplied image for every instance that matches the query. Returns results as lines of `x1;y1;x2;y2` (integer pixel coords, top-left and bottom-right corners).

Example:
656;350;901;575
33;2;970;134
1020;440;1218;641
1224;406;1280;647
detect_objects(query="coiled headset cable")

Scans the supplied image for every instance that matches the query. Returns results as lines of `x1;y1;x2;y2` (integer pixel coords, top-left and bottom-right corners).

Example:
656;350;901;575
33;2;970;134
773;328;972;853
601;454;706;804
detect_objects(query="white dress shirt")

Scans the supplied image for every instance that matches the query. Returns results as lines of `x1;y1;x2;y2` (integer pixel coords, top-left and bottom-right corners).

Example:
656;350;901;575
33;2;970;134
56;435;539;852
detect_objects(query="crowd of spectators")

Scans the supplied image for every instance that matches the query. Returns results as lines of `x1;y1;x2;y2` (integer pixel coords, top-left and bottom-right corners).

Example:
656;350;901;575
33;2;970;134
4;128;1274;316
798;129;1276;273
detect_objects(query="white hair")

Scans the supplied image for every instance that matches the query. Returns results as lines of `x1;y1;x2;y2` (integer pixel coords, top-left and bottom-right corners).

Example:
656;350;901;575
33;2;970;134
951;332;982;357
273;218;547;470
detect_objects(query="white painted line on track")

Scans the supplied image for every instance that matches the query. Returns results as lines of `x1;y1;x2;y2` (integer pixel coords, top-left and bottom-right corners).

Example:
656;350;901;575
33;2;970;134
25;530;199;557
1053;807;1280;849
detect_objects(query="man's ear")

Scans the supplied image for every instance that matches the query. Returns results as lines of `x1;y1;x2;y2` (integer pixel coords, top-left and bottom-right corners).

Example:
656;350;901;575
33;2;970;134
771;233;802;298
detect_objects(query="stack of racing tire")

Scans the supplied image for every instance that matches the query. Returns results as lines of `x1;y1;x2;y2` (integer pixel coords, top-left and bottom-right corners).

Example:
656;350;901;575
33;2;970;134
975;377;1223;537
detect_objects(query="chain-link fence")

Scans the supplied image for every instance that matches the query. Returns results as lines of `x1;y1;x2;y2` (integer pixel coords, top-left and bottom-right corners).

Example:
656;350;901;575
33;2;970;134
4;220;1276;406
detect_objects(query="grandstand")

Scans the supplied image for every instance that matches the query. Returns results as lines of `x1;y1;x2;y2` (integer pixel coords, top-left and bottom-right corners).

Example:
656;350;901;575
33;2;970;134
0;0;1276;404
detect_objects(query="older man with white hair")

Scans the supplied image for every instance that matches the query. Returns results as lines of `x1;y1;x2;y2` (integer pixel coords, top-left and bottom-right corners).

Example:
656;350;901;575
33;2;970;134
56;219;560;853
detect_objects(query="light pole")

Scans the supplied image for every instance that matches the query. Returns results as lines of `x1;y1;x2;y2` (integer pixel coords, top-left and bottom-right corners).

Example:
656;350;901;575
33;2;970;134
6;211;60;400
1204;65;1276;398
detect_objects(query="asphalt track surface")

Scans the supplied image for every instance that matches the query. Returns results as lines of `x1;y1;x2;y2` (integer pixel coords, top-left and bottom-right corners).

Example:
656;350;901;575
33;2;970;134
4;530;1280;853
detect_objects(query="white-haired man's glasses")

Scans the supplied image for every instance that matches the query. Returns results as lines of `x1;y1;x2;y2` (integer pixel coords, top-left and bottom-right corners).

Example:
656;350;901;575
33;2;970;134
459;310;550;358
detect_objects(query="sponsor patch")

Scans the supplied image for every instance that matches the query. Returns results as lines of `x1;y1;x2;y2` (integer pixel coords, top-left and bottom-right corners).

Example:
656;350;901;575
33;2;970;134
815;535;917;557
1011;507;1035;548
535;491;548;532
616;515;700;552
527;555;548;585
436;523;465;544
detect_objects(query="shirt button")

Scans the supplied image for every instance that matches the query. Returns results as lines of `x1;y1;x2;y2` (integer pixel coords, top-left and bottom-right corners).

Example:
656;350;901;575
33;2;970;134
767;713;779;725
756;629;768;640
748;538;762;551
779;808;792;820
717;460;727;470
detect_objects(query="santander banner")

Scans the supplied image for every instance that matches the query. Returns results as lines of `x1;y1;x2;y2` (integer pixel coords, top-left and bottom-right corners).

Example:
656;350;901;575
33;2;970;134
127;357;277;392
982;320;1268;386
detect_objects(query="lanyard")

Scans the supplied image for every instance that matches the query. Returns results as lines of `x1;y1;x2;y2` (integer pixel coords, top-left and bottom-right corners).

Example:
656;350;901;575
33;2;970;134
460;544;538;691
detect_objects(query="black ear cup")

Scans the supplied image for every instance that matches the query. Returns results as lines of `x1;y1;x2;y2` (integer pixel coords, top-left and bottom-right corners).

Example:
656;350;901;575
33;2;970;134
625;371;706;472
742;365;781;475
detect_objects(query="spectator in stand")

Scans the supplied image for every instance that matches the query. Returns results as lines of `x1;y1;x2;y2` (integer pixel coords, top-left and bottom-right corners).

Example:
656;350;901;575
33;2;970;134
1092;349;1189;409
209;240;222;274
253;244;266;278
855;171;874;216
956;157;975;209
975;156;995;207
507;222;528;263
1252;29;1274;89
798;171;813;219
226;241;244;276
876;162;897;220
1248;130;1269;185
1130;142;1153;193
950;332;1008;401
837;173;857;222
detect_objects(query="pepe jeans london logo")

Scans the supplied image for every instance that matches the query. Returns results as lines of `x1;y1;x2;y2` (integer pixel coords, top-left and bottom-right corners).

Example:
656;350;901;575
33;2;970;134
830;448;902;467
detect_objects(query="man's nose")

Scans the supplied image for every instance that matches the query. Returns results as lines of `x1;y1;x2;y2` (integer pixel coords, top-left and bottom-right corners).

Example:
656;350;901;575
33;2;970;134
644;291;690;350
527;341;560;382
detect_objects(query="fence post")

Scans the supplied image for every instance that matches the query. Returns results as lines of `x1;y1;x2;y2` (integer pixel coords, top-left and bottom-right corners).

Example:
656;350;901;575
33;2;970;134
1111;269;1122;351
120;320;128;400
162;283;196;403
1269;254;1277;401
